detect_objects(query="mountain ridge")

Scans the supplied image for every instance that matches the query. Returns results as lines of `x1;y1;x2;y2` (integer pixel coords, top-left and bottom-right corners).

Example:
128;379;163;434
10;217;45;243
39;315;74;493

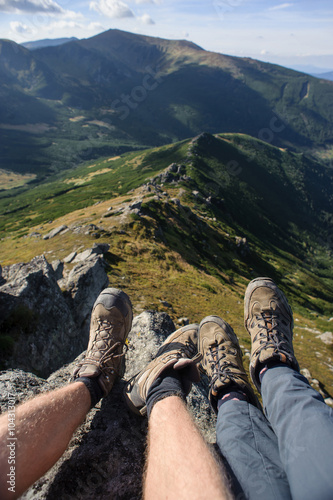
21;37;78;50
1;29;333;179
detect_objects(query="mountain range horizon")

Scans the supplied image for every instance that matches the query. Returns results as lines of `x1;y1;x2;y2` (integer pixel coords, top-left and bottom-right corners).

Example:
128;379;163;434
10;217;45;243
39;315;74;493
17;30;333;78
1;27;333;182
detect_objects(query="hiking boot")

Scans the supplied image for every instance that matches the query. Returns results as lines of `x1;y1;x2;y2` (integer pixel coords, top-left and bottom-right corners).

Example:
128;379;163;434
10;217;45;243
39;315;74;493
72;288;133;396
124;324;202;416
244;277;299;392
199;315;260;412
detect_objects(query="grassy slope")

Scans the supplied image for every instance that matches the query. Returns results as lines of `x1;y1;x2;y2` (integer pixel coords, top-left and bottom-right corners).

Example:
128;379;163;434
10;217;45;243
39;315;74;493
0;133;332;395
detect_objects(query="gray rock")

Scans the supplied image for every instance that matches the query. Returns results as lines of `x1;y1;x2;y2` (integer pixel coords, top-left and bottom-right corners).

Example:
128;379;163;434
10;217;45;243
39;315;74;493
51;260;64;280
43;225;68;240
65;256;109;340
92;243;110;255
129;200;143;211
73;244;110;263
0;256;79;376
64;251;77;264
160;299;172;308
0;310;217;500
73;249;96;263
300;368;311;380
316;332;333;345
177;317;190;326
0;252;110;377
125;311;175;379
72;224;101;235
235;236;250;257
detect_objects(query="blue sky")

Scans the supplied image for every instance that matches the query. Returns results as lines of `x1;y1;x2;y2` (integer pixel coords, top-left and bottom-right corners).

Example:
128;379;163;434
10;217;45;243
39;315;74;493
1;0;333;72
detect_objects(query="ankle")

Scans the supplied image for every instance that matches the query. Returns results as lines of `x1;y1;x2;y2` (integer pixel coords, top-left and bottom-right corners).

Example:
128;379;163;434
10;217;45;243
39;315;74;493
259;361;290;384
146;367;186;418
216;386;249;410
72;376;104;408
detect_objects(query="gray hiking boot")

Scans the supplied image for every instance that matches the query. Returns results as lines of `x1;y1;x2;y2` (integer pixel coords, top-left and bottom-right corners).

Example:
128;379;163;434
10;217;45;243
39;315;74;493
124;324;202;416
244;277;299;392
72;288;133;396
199;316;260;412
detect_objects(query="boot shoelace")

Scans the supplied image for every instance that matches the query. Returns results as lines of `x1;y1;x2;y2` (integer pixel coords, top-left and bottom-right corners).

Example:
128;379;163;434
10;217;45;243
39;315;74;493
79;319;128;378
255;311;292;357
207;342;240;387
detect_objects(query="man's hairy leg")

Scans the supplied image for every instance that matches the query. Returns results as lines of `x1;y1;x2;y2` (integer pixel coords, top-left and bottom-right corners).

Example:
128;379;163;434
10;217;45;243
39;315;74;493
144;395;232;500
0;382;90;499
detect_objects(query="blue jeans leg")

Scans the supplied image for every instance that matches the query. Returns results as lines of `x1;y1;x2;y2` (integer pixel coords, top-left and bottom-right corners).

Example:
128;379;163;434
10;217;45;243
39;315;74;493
261;365;333;500
216;399;292;500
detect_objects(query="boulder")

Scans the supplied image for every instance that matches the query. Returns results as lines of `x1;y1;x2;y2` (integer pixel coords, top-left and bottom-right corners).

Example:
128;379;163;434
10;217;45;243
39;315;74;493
316;332;333;345
64;251;77;264
51;259;64;280
73;244;110;263
43;225;68;240
0;256;79;376
0;251;109;377
64;256;109;341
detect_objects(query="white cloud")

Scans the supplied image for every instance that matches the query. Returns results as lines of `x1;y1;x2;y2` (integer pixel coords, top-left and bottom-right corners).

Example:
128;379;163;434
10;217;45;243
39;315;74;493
0;0;81;20
139;13;155;24
10;21;33;34
0;0;63;14
45;19;104;33
268;3;293;11
134;0;160;4
89;0;135;18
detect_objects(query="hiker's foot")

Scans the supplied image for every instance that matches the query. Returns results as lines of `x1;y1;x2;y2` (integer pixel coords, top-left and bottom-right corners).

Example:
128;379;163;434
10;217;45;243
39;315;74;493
72;288;133;397
198;315;260;412
124;324;201;416
244;277;299;392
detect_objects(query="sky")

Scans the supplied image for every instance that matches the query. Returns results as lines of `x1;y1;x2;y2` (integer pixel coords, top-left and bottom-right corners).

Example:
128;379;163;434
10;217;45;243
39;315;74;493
0;0;333;73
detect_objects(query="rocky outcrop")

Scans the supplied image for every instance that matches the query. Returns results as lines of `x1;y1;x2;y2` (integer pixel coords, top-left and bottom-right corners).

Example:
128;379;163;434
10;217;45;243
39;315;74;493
0;256;79;376
150;163;187;186
0;247;109;377
0;311;219;500
63;254;109;340
43;225;68;240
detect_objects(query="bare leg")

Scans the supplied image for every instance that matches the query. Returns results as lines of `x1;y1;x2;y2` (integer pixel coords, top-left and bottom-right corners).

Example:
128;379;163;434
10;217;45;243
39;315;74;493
0;382;90;499
144;395;231;500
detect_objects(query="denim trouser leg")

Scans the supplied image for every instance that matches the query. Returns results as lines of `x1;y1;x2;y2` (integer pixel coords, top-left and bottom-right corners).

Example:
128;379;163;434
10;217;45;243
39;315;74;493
261;365;333;500
216;400;292;500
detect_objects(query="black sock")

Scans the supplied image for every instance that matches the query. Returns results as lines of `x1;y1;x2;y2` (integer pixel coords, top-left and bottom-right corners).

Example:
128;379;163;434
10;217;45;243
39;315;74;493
259;362;288;383
146;367;186;418
74;376;104;408
217;385;249;411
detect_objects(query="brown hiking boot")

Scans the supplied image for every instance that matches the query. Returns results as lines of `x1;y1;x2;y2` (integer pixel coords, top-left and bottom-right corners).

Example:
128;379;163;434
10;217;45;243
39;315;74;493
124;324;202;416
199;316;260;412
244;277;299;392
72;288;133;396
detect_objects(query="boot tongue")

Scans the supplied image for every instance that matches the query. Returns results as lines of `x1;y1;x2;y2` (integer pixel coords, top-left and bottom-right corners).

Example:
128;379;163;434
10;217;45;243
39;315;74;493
262;310;274;333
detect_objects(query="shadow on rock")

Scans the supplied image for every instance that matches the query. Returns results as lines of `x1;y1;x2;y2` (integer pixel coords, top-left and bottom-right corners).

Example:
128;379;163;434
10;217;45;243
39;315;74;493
44;380;147;500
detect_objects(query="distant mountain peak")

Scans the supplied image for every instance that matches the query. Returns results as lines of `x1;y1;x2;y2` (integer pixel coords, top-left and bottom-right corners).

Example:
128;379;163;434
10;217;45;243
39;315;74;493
21;37;78;51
